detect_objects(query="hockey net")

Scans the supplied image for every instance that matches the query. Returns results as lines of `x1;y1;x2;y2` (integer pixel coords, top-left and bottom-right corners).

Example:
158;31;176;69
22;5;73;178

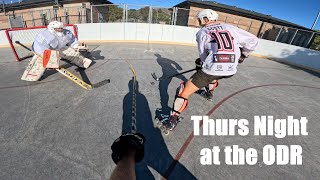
5;24;78;61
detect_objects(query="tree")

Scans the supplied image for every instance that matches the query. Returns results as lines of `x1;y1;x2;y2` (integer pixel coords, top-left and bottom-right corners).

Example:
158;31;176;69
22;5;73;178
310;30;320;50
107;5;123;22
153;9;171;24
127;7;149;22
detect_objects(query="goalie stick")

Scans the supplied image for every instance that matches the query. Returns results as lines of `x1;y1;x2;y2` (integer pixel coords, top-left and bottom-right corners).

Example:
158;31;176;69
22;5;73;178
15;41;107;90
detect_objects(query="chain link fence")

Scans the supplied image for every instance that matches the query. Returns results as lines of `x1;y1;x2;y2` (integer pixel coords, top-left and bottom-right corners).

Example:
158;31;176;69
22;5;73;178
0;3;319;50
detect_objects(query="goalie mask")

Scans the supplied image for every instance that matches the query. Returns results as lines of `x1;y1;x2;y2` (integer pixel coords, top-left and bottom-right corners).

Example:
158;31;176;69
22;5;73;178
48;21;65;37
197;9;218;25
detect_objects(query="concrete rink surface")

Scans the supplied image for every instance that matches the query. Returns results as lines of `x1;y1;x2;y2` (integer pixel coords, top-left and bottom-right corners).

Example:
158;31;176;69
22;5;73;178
0;43;320;180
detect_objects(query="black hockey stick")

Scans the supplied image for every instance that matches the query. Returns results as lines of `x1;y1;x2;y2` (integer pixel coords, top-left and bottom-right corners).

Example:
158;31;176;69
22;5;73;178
111;63;145;164
126;61;138;133
92;79;111;88
151;68;197;81
15;41;33;52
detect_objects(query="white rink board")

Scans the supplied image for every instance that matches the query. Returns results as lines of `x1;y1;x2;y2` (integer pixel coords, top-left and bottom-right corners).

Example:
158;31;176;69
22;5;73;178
101;23;125;40
148;24;165;41
0;31;7;45
255;39;320;70
1;23;320;72
76;23;101;40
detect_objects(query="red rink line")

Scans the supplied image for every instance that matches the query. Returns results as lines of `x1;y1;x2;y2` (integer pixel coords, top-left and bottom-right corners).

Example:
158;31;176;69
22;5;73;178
162;84;320;179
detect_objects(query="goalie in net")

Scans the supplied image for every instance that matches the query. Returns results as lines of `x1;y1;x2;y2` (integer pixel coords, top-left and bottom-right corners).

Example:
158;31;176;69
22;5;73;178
21;21;93;81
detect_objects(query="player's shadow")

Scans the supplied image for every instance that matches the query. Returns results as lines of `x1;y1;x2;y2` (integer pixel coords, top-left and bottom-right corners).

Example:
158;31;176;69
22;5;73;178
88;50;105;60
154;53;188;115
122;79;196;180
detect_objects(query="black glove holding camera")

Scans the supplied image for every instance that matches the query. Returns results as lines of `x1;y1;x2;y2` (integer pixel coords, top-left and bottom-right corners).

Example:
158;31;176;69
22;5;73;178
111;132;145;164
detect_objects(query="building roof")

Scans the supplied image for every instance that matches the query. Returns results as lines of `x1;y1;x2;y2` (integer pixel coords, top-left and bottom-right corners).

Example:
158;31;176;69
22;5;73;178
1;0;112;12
174;0;312;31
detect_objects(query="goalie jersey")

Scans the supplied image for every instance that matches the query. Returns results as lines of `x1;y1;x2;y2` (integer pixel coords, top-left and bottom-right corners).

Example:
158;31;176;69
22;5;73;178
32;29;79;55
197;22;259;76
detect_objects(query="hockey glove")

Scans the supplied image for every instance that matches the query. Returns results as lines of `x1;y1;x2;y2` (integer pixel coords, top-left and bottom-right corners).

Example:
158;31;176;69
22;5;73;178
238;48;249;64
195;58;202;70
111;132;145;164
74;42;89;57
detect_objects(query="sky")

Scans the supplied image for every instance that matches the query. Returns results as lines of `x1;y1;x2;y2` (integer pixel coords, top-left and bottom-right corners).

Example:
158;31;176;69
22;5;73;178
4;0;320;30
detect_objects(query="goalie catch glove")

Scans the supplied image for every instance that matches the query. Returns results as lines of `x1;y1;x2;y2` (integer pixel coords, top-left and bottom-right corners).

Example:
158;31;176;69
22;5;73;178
73;42;89;52
111;132;145;164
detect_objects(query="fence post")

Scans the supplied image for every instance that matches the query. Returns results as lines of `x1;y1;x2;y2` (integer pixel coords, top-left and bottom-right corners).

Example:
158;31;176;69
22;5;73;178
275;26;283;42
289;29;298;44
90;5;93;23
31;11;35;26
125;4;128;22
83;6;87;23
306;32;315;48
174;7;178;25
258;22;266;38
170;8;174;25
123;4;125;22
247;20;253;32
47;9;50;21
78;7;81;23
148;6;152;23
236;18;241;27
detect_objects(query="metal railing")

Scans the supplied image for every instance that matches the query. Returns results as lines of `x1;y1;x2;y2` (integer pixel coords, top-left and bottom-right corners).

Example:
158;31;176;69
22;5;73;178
0;3;318;50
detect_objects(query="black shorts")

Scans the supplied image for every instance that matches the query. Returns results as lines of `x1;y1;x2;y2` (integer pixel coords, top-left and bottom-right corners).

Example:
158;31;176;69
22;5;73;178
191;70;233;88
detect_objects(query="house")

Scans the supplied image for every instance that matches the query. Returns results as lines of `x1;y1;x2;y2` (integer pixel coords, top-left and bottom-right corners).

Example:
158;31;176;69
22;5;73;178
0;0;112;29
174;0;315;47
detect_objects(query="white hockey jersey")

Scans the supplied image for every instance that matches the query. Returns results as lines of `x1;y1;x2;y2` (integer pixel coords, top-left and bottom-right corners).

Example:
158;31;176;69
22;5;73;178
196;22;259;76
32;29;79;55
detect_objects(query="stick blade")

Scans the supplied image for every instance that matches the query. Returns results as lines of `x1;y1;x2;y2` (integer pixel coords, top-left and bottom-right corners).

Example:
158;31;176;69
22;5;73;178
151;73;159;81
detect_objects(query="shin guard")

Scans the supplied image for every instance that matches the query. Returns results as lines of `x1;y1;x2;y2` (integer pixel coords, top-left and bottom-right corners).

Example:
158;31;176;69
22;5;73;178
171;82;188;116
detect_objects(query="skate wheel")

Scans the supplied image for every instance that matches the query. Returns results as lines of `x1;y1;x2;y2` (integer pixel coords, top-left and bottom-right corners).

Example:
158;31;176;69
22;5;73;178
160;125;165;130
157;120;163;126
163;129;170;135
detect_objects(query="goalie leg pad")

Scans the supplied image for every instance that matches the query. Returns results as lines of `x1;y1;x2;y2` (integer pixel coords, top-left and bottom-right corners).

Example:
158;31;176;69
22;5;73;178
171;82;188;116
61;47;92;68
21;55;46;81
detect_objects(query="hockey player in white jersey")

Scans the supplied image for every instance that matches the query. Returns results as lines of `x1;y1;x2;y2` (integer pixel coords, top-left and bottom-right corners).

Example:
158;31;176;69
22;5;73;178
21;21;92;81
158;9;259;134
